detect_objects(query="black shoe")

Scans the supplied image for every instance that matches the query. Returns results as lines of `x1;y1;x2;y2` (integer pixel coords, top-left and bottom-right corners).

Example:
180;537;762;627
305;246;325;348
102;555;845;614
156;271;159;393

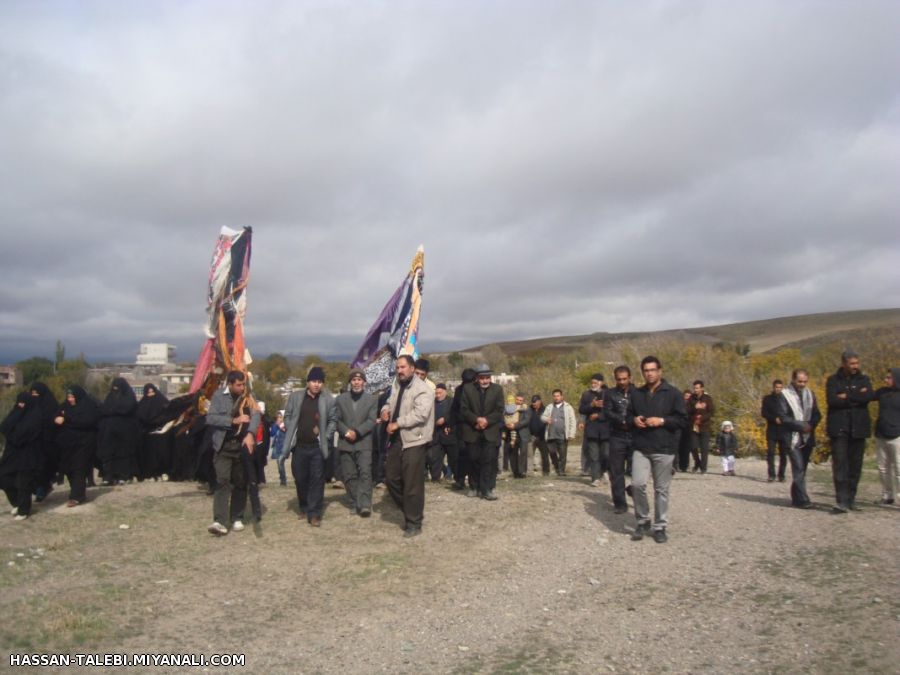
631;522;650;541
614;505;628;514
879;498;895;505
451;482;464;490
797;502;813;509
832;504;849;514
359;507;371;518
403;526;422;538
767;477;775;482
778;476;786;482
652;528;668;544
849;504;863;512
482;491;498;501
625;485;634;497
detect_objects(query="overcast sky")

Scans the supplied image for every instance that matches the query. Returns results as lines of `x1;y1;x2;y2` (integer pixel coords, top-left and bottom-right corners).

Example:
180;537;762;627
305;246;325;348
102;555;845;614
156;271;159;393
1;0;898;364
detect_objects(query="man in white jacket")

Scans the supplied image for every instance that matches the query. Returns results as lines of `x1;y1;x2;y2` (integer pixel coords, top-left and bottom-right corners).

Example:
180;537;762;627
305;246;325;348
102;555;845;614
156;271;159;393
541;389;577;476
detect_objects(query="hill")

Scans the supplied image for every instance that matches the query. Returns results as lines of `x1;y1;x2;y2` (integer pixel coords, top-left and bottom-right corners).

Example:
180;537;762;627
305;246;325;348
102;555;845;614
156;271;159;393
464;308;900;356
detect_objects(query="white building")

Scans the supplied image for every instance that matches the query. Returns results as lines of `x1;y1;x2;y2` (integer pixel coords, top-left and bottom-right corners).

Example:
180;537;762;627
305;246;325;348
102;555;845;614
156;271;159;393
136;343;176;366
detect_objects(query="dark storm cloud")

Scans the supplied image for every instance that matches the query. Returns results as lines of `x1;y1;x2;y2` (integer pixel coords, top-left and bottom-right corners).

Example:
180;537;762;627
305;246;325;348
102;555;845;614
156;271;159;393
0;0;898;363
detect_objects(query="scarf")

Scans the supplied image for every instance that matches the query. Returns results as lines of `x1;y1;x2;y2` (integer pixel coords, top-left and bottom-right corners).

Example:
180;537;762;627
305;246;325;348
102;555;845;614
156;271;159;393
782;385;814;448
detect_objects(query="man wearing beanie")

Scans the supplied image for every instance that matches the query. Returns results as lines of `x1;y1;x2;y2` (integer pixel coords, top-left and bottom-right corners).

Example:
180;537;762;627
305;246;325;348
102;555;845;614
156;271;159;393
381;355;435;537
282;366;336;527
334;369;378;517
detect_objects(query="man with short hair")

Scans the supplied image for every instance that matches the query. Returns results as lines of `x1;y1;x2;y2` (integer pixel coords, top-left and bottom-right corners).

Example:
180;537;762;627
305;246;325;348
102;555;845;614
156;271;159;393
874;368;900;505
427;383;454;482
761;379;788;482
579;374;610;487
414;358;437;392
381;355;435;536
206;370;260;536
826;351;874;512
459;364;505;499
334;369;378;517
604;366;635;514
282;366;336;527
780;368;821;508
505;393;532;478
628;356;687;543
687;380;715;474
541;389;577;476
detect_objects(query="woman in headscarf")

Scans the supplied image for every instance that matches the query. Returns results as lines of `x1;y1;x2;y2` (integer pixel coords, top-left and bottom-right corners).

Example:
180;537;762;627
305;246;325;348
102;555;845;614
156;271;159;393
97;378;138;485
54;386;100;506
0;392;43;520
136;383;171;481
30;382;60;502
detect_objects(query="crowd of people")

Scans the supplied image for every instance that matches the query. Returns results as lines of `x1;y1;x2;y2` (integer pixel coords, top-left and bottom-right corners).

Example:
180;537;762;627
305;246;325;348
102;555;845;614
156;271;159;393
2;352;897;544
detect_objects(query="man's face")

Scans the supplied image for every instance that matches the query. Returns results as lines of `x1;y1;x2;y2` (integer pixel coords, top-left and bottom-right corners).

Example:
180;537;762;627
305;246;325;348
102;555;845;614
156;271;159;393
590;379;602;392
307;380;323;396
228;379;246;397
515;395;525;407
773;383;784;395
692;383;704;396
477;374;492;389
842;357;860;376
349;375;365;393
552;391;563;404
614;372;631;389
435;387;447;401
642;362;661;387
415;368;428;381
884;371;894;388
531;398;542;409
792;373;808;391
396;359;414;382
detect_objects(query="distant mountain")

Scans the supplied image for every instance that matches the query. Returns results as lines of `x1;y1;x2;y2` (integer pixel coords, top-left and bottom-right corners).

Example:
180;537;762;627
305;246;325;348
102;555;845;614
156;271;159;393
462;308;900;356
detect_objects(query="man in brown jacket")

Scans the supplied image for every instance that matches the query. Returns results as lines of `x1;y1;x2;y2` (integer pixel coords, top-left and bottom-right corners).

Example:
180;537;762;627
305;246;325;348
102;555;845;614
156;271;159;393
687;380;715;474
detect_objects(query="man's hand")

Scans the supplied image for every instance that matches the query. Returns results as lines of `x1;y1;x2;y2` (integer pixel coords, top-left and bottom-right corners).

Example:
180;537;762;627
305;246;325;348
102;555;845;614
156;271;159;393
380;409;390;423
476;416;488;430
436;417;445;426
634;415;648;429
647;416;665;427
233;414;251;425
345;429;357;442
54;415;64;425
387;421;399;434
589;413;599;421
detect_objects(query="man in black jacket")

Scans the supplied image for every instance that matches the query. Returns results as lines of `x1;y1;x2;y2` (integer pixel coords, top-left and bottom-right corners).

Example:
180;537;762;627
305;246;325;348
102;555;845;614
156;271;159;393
826;351;873;512
604;366;635;514
628;356;687;543
761;379;788;482
579;374;610;487
459;363;505;500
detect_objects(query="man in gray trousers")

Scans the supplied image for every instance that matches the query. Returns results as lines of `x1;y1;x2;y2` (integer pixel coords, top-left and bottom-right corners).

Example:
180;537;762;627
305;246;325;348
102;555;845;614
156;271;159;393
334;369;378;517
206;370;260;536
628;356;687;544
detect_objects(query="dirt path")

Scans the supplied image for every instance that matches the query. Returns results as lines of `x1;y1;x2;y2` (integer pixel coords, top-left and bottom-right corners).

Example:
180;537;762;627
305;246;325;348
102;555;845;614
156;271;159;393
1;453;898;674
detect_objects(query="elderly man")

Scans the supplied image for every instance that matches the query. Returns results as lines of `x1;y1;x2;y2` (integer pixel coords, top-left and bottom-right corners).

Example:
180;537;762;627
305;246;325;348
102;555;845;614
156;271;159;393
628;356;687;543
335;368;378;517
206;370;260;536
579;374;610;487
459;363;505;499
282;367;336;527
381;355;435;536
826;351;873;513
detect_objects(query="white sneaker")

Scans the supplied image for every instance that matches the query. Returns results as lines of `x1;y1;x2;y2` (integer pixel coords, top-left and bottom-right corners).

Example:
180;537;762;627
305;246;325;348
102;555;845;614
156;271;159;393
10;507;17;516
231;520;245;532
14;514;27;521
207;522;228;536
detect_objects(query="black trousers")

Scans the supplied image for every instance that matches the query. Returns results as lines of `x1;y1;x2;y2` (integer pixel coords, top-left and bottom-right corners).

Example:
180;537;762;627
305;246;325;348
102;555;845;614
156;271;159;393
386;439;426;529
454;440;473;488
291;443;325;521
425;441;445;481
585;438;609;482
533;437;553;474
506;438;528;477
677;431;692;472
608;434;632;509
240;447;262;520
831;436;867;508
690;431;710;472
788;440;813;506
547;438;567;475
467;439;499;495
766;428;788;479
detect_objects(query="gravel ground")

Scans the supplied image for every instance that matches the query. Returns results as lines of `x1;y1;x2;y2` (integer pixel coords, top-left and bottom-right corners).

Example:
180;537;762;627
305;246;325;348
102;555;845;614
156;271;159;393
1;451;898;674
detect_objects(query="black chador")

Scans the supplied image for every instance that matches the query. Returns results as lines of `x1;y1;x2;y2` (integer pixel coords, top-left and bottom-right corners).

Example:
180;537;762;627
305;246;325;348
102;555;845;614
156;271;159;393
97;378;139;484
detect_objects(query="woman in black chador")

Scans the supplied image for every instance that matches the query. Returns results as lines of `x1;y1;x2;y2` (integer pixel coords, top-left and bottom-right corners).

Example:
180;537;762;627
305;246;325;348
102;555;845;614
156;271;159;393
0;392;44;520
54;386;100;506
97;378;138;484
30;381;60;502
136;383;171;480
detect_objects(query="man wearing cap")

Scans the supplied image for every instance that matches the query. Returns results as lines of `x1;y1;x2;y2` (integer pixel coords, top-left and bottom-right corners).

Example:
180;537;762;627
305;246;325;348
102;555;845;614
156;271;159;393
381;355;435;536
459;364;506;499
579;374;610;487
334;369;378;517
282;366;336;527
